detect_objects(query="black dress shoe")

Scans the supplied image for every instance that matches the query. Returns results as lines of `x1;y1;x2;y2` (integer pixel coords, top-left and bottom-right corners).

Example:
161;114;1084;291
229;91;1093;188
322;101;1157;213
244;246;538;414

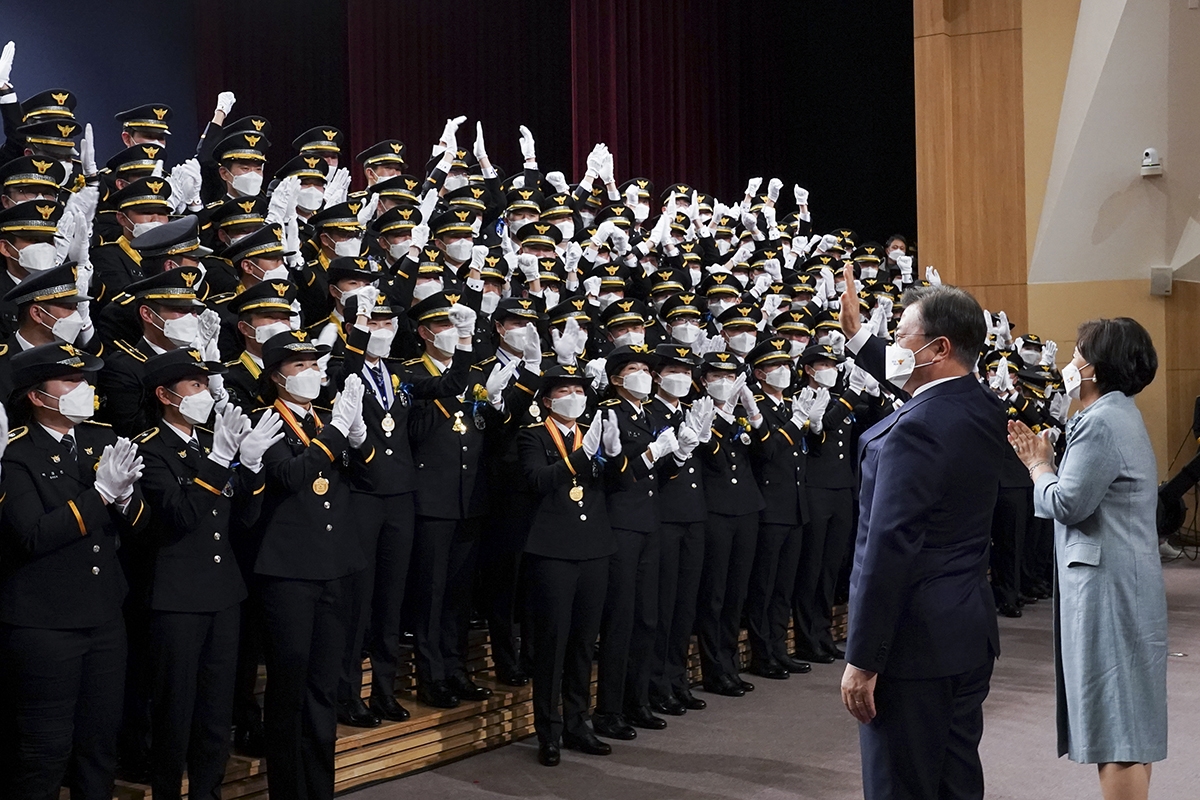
338;696;382;728
563;730;612;755
823;643;846;660
369;692;411;722
778;655;812;674
416;680;460;709
675;687;706;710
703;674;745;697
997;603;1022;618
538;741;561;766
448;674;493;701
496;668;530;687
749;661;789;680
1019;593;1039;605
649;693;687;716
591;712;637;740
738;677;755;692
624;704;668;729
233;719;265;757
793;646;836;664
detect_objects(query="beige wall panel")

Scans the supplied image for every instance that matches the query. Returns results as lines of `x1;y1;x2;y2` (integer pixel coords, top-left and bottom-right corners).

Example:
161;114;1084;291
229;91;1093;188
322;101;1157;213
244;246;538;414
915;0;1021;39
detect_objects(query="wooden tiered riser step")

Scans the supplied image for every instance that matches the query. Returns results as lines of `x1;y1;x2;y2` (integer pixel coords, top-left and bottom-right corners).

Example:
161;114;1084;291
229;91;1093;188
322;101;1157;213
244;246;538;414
102;605;849;799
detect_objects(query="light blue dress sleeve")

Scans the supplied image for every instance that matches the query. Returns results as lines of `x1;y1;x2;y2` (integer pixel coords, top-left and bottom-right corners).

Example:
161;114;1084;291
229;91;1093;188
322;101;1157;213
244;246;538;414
1032;412;1121;527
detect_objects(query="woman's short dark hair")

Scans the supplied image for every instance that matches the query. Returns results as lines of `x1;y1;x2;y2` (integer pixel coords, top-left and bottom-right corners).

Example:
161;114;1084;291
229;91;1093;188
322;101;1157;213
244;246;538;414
1076;317;1157;396
901;284;986;368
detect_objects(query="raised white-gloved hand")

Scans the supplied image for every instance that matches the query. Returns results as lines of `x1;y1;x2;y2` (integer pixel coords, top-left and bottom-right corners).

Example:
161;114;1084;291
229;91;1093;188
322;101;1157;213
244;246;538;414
448;303;476;340
210;404;251;467
762;257;783;284
766;178;782;203
166;159;202;212
584;357;608;391
54;208;77;262
794;185;809;206
215;91;236;116
282;216;303;267
80;123;97;178
0;41;15;88
585;143;607;177
267;175;300;225
468;244;488;276
439;115;467;149
996;311;1013;348
610;226;630;255
759;295;783;328
743;177;763;199
989;363;1015;395
94;438;144;504
1040;340;1058;368
647;427;678;462
193;308;221;351
409;222;430;254
624;183;639;209
740;209;761;240
808;387;830;435
546;171;569;194
867;303;889;339
356;193;379;226
590;220;616;247
791;387;815;429
602;409;623;456
598;150;614;185
828;330;846;357
563;242;582;275
516;254;540;284
485;358;520;408
472;121;488;161
896;255;914;280
552;316;584;365
750;272;773;297
738;383;761;424
324;166;351;206
1049;392;1070;424
582;275;602;298
926;265;941;286
673;424;699;461
818;266;837;299
849;365;870;395
239;409;284;471
693;395;716;442
582;416;603;455
330;374;365;438
518;124;537;162
520;325;542;372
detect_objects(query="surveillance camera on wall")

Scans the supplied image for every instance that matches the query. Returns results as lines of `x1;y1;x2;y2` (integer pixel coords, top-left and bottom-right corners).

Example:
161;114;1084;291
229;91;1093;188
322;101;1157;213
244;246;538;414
1142;148;1163;177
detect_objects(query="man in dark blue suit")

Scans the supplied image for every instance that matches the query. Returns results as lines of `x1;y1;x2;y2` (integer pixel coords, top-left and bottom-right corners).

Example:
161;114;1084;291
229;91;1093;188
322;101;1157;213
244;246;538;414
838;272;1005;800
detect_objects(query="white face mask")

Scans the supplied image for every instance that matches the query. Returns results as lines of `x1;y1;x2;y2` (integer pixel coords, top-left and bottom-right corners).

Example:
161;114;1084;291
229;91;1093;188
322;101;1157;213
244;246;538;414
480;291;500;315
633;203;650;222
884;338;936;388
42;382;95;424
887;248;903;262
597;292;620;311
173;388;215;426
811;366;837;388
715;239;732;255
612;329;645;348
367;326;397;358
788;339;806;358
502;325;533;352
708;299;734;318
37;307;85;343
259;264;290;282
131;220;164;238
1062;362;1094;400
430;327;459;353
732;273;749;288
17;241;58;272
706;376;737;403
763;366;792;390
659;373;693;399
388;240;410;261
619;370;653;400
333;237;362;258
284;367;322;400
1019;348;1041;366
445;239;474;262
671;322;701;344
444;174;469;192
154;311;199;348
834;281;847;294
254;320;292;344
860;267;878;280
231;171;263;197
579;211;596;227
296;186;325;211
542;289;560;309
726;331;756;355
412;280;442;301
550;392;588;420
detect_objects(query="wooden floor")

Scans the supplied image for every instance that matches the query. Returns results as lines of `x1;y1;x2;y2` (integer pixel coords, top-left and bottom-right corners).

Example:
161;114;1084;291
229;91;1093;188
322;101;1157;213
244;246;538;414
107;605;847;799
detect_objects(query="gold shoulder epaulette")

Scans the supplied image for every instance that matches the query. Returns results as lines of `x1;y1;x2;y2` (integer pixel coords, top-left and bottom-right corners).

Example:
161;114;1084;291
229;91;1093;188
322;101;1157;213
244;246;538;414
600;398;620;406
6;425;28;443
134;427;159;444
81;420;113;427
114;340;148;362
403;357;423;366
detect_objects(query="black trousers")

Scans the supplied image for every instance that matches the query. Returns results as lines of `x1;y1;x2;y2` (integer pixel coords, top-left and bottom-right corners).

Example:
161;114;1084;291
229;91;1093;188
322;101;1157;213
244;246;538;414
232;584;264;732
650;521;705;699
477;491;536;677
526;554;608;745
260;575;351;800
746;521;804;666
0;615;126;800
149;605;240;800
860;658;994;800
989;486;1029;608
697;511;758;681
1022;512;1054;590
412;516;480;685
596;526;660;714
339;492;415;702
794;486;854;653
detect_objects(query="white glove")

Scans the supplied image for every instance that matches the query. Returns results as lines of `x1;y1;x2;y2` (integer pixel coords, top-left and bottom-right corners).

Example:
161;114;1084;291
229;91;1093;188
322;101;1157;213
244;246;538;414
598;150;614;185
759;295;782;328
860;368;881;396
347;285;379;319
584;358;608;391
552;317;585;365
166;158;202;211
1040;340;1058;368
409;223;430;254
0;41;14;87
546;171;569;194
585;143;607;176
582;275;602;298
896;255;914;279
193;309;221;351
215;91;236;116
610;227;630;255
766;178;782;203
807;387;830;435
563;242;583;274
1042;427;1061;446
267;175;300;226
518;124;537;162
744;177;763;198
485;359;520;407
347;404;368;449
674;424;699;461
926;266;941;286
828;330;846;356
690;395;716;442
472;121;488;161
448;303;476;340
512;254;537;285
624;183;639;208
996;311;1013;348
791;388;815;429
794;185;809;206
94;438;144;504
330;374;365;438
848;365;869;395
210;404;251;467
647;427;678;462
239;409;284;470
54;208;77;262
582;417;603;455
80;123;97;178
520;326;542;372
1049;392;1070;425
738;384;761;423
324;167;351;206
356;193;379;226
0;402;8;462
602;409;623;456
283;217;303;267
750;273;772;297
590;220;617;247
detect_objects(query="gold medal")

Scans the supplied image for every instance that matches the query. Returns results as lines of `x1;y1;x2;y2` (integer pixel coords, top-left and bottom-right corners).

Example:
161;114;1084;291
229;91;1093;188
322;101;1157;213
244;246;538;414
529;402;541;419
312;476;329;496
569;484;584;502
451;411;468;435
381;413;395;432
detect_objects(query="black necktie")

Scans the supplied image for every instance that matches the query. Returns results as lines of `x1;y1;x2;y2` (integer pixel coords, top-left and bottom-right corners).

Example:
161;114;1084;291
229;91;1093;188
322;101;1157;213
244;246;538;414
187;436;201;455
61;433;77;461
302;413;319;439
